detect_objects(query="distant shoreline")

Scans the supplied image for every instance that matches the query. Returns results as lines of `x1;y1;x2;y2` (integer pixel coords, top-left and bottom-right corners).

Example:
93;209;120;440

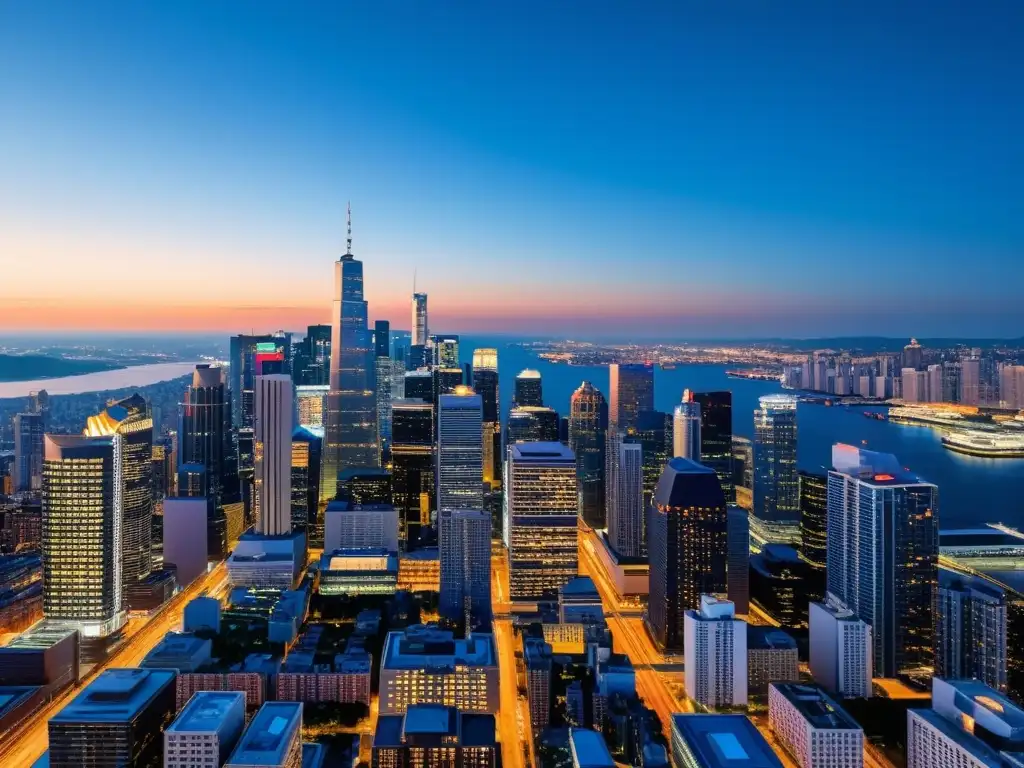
0;361;201;400
0;354;122;383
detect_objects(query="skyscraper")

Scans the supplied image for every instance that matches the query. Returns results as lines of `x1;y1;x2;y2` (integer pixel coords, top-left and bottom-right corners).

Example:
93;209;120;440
472;348;501;489
504;443;578;601
902;338;924;371
608;363;654;433
292;324;331;386
431;335;460;369
826;444;938;678
569;382;607;529
647;458;727;651
374;320;390;359
507;406;559;443
85;394;154;586
391;399;435;548
672;389;701;461
798;471;827;570
936;570;1008;693
693;391;734;504
12;411;43;494
753;394;799;544
513;369;543;407
290;426;323;540
439;508;492;629
411;291;428;347
437;388;484;512
254;375;294;536
726;506;750;614
42;434;127;638
683;596;748;708
605;432;643;558
228;333;292;429
635;410;671;510
322;207;379;502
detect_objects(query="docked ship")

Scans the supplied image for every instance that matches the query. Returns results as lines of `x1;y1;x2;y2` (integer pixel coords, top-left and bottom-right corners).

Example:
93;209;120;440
942;430;1024;459
725;368;781;381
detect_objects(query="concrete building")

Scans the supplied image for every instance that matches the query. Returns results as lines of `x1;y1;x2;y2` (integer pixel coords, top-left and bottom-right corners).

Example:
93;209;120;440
907;678;1024;768
254;374;294;536
936;569;1008;692
768;683;863;768
439;508;491;629
437;389;484;512
670;714;783;768
684;596;747;709
524;637;553;734
318;549;398;596
504;443;578;601
558;576;604;625
12;411;43;493
142;632;212;673
49;668;177;768
673;389;701;461
747;627;799;695
379;626;498;714
826;444;938;678
371;705;496;768
227;701;302;768
808;599;872;699
1000;364;1024;410
276;650;371;705
183;596;221;633
164;691;246;768
0;625;80;689
569;728;615;768
324;501;399;553
163;496;211;589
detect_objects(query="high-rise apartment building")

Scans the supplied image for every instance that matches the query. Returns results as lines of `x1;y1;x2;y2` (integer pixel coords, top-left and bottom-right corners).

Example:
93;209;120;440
322;211;379;503
84;395;155;587
431;335;460;370
12;412;43;494
226;701;303;768
439;508;492;629
411;292;428;347
390;399;434;548
936;570;1008;693
1000;364;1024;410
693;391;734;504
683;596;747;708
647;458;728;651
254;375;294;536
608;363;654;433
514;369;543;407
826;444;938;678
672;389;701;461
768;683;864;768
808;598;872;698
504;443;578;601
902;338;924;371
472;348;501;489
437;389;484;512
164;691;246;768
605;432;643;558
753;394;799;541
42;435;128;638
569;382;607;529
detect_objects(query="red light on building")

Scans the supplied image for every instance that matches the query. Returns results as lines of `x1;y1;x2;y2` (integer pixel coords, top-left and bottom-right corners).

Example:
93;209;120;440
873;474;895;482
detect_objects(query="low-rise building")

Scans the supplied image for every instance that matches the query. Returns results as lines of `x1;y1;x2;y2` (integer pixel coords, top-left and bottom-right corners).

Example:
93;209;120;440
0;624;79;689
670;713;783;767
768;683;863;768
747;627;799;695
371;705;496;768
226;701;303;768
559;576;605;625
569;728;615;768
318;548;398;596
164;691;246;768
276;650;371;705
175;654;280;711
183;596;221;633
380;625;498;714
142;632;212;673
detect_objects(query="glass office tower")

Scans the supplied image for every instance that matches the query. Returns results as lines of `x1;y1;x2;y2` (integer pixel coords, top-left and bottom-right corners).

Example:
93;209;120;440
569;382;607;529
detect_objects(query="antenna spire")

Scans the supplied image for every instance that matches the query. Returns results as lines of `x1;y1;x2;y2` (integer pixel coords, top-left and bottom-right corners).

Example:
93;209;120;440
413;268;417;295
346;202;352;255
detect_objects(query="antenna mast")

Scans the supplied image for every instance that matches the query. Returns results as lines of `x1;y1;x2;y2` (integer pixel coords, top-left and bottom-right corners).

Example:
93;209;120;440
346;201;352;255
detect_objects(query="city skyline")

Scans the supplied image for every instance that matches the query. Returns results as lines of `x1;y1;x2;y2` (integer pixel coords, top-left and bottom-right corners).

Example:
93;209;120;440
2;3;1023;337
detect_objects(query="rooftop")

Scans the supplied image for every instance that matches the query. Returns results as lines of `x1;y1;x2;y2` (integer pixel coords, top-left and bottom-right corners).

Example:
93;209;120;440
654;459;726;509
51;669;176;724
382;625;496;669
509;442;575;461
770;684;860;730
3;624;78;650
911;708;1004;765
671;714;783;768
830;444;933;487
559;576;600;599
517;369;541;379
143;632;210;661
938;678;1024;731
226;702;301;766
747;626;798;651
569;728;615;768
404;704;457;735
167;691;245;733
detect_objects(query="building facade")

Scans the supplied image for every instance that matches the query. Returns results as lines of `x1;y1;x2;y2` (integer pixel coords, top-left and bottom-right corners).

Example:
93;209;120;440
439;508;492;629
569;382;607;529
605;432;643;558
672;390;701;461
694;391;735;504
437;390;484;512
753;394;799;538
608;363;654;433
683;596;747;708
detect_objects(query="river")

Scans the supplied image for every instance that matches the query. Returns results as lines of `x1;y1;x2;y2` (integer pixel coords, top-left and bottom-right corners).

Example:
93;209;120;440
0;362;201;399
459;336;1024;530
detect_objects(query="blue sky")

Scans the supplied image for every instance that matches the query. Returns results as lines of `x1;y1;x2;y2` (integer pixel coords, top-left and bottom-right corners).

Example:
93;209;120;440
1;1;1022;337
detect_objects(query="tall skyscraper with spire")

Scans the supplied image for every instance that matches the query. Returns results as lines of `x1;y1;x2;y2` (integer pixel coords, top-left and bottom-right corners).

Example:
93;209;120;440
322;205;379;503
412;289;428;347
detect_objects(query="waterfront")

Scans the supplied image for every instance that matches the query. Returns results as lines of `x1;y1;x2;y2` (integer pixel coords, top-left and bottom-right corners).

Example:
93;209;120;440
461;336;1024;530
0;361;202;399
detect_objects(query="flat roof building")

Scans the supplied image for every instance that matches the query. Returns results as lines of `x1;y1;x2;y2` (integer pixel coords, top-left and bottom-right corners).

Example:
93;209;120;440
372;705;496;768
142;632;212;673
49;668;177;768
227;701;303;768
318;548;398;596
569;728;615;768
670;714;783;768
768;683;863;768
165;691;246;768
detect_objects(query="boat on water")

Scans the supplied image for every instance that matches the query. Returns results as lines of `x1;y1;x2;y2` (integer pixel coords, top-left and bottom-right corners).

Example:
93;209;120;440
725;369;780;381
863;411;887;421
942;430;1024;459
